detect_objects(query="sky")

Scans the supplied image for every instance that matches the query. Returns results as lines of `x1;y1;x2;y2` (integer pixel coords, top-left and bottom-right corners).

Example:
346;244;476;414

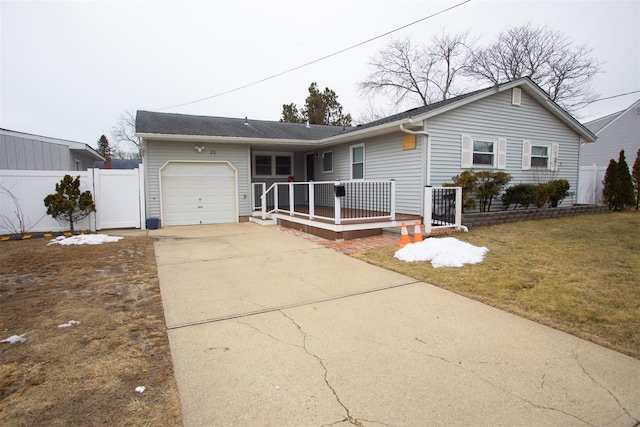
1;0;638;150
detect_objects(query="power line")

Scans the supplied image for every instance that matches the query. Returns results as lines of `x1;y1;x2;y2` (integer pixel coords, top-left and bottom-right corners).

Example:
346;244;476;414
587;90;640;104
156;0;472;110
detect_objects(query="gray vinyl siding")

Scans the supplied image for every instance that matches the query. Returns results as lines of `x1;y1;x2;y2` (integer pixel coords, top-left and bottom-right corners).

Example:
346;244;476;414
0;134;70;170
143;139;251;219
427;89;582;208
318;132;424;215
581;102;640;168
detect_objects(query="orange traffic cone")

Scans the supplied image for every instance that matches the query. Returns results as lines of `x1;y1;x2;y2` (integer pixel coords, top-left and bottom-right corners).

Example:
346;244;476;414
398;222;410;247
413;221;423;243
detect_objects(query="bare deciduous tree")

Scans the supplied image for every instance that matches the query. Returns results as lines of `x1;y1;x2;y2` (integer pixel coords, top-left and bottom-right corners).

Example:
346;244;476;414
359;30;472;108
111;110;141;159
466;23;601;112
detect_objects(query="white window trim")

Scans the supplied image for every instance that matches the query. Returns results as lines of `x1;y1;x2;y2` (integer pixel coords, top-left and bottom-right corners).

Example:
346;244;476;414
522;141;559;171
530;144;551;169
75;159;83;171
350;143;365;180
252;151;294;178
472;137;497;168
322;150;333;173
461;135;507;169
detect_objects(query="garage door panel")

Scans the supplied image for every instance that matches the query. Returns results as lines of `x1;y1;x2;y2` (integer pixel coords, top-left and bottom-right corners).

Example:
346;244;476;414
161;162;237;226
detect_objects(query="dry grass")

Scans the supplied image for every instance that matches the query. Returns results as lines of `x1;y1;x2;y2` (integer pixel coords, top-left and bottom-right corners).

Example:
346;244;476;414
353;211;640;359
0;237;183;426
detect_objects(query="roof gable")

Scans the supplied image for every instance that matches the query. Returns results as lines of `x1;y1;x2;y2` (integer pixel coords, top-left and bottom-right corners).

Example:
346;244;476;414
585;99;640;136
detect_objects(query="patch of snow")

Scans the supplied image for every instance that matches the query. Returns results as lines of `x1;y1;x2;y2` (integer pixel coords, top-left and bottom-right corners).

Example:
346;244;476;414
135;386;145;393
395;237;489;268
1;334;26;344
58;320;81;328
48;234;123;246
460;225;469;232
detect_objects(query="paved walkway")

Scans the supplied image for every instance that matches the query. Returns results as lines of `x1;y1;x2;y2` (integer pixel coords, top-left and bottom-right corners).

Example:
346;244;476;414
150;223;640;427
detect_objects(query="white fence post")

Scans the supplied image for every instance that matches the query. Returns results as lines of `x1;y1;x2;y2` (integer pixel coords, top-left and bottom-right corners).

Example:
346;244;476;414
334;181;342;225
424;186;433;235
390;180;396;220
309;182;315;219
455;186;462;230
289;183;294;216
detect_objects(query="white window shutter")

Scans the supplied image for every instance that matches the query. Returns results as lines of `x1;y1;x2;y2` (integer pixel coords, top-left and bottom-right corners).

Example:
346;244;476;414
522;140;531;170
461;134;472;168
551;143;560;171
497;138;507;169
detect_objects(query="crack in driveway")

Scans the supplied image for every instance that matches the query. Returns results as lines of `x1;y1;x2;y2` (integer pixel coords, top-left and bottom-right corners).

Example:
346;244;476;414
410;338;604;426
279;311;370;427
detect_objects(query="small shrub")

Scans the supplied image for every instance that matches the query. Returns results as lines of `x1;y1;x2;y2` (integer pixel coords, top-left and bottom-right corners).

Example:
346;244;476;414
546;179;570;207
501;183;537;209
43;175;96;232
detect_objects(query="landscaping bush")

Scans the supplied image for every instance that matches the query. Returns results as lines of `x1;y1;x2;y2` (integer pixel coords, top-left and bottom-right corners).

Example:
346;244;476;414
533;179;571;208
603;150;635;211
501;183;537;209
43;175;96;232
448;170;511;212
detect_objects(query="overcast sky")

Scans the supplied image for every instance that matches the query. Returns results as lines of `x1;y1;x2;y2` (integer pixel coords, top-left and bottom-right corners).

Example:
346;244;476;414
1;0;638;148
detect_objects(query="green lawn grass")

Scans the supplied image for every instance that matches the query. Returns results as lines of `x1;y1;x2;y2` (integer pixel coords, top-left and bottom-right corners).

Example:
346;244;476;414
352;211;640;359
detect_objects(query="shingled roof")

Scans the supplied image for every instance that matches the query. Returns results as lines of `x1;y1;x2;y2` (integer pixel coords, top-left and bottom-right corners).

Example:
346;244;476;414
136;77;595;143
136;111;347;140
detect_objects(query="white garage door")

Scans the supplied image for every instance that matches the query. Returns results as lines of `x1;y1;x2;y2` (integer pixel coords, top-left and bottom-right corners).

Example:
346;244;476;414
160;161;237;226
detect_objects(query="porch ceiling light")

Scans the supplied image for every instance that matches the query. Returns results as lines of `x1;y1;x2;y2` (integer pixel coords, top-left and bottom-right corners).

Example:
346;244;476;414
195;146;205;153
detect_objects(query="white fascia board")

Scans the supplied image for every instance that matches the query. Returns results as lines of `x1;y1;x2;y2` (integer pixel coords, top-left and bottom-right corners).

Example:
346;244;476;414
315;119;414;147
135;132;320;147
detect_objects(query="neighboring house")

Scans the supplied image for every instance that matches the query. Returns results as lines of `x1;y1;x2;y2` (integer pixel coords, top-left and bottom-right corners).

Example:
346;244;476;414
581;99;640;168
94;159;142;169
0;128;104;171
135;77;595;231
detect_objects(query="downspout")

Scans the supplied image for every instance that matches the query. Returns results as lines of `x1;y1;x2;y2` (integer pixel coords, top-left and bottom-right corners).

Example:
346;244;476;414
400;123;432;224
399;123;431;185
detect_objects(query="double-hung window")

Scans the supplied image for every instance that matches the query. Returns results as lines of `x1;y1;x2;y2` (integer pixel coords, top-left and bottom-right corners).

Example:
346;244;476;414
531;145;549;168
350;144;364;180
461;135;507;169
472;139;496;167
322;151;333;173
522;140;558;171
253;152;293;177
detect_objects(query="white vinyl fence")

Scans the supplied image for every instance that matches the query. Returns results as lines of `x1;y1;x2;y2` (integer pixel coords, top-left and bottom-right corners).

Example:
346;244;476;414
578;165;606;205
0;167;145;234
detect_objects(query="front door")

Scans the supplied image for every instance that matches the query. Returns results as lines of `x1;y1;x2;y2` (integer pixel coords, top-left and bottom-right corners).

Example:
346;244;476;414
306;153;315;181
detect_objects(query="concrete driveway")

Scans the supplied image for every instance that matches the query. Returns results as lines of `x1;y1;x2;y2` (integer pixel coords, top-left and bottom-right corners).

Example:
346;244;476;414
151;223;640;426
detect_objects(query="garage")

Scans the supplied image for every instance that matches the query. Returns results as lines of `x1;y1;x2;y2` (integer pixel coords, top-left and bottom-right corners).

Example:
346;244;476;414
160;161;237;226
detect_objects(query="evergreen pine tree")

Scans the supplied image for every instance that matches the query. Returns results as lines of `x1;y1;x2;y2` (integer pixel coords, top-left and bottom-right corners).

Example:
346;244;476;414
631;149;640;211
617;150;635;209
43;175;96;232
602;158;620;210
97;134;113;168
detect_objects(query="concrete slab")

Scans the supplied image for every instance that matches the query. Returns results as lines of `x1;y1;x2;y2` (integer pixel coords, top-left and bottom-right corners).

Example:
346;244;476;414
154;223;640;426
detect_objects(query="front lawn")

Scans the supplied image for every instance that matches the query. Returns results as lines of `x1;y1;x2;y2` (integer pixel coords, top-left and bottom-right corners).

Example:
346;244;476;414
352;211;640;359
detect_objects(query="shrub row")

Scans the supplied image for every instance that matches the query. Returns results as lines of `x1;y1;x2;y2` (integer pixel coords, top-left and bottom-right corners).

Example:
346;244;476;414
501;180;570;210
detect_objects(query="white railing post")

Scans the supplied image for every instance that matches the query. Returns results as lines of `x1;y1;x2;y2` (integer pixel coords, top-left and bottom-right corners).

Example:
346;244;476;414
274;185;279;212
424;186;433;235
390;180;396;220
334;181;341;225
455;186;462;229
289;182;294;216
309;182;315;219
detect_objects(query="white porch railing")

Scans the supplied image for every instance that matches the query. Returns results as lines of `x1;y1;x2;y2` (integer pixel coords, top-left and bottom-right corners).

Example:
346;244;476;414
424;186;462;234
252;180;396;225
